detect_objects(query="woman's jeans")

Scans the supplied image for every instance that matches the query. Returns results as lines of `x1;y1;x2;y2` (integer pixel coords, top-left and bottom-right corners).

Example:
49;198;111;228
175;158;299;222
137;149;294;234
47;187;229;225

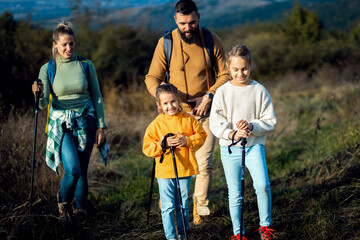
60;116;96;209
220;144;272;235
157;177;191;240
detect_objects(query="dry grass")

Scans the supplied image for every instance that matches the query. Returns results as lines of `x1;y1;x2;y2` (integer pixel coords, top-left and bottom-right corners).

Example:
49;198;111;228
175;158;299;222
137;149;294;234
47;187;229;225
1;65;360;239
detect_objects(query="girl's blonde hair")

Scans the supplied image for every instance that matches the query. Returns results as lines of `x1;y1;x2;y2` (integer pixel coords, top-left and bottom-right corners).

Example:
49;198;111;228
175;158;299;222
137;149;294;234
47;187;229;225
155;83;183;114
226;44;254;69
52;22;75;59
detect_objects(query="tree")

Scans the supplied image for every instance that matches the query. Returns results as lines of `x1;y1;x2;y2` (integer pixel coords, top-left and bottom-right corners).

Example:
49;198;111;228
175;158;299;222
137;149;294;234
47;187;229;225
284;3;323;44
349;18;360;48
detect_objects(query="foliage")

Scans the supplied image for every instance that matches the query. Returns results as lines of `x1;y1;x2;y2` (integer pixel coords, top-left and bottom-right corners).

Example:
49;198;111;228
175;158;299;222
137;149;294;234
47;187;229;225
283;3;323;44
92;24;157;88
0;12;51;114
349;19;360;48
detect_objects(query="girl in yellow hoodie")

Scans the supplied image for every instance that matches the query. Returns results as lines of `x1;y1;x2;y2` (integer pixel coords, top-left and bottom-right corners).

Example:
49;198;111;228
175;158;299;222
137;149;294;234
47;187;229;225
143;83;207;240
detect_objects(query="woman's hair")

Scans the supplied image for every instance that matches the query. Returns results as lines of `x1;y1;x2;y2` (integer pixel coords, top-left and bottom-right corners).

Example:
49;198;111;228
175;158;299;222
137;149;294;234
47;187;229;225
226;44;254;69
52;22;75;58
175;0;198;15
155;83;183;114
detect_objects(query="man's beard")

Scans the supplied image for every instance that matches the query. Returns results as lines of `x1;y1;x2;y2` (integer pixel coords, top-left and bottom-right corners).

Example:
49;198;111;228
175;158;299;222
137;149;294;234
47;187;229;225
178;27;200;44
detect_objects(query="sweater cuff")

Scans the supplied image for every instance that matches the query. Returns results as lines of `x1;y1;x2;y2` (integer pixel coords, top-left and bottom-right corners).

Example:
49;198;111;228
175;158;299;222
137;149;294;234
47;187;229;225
223;129;233;140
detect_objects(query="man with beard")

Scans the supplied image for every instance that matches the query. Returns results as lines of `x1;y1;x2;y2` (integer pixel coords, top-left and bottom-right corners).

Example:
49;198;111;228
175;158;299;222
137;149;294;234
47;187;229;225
145;0;230;225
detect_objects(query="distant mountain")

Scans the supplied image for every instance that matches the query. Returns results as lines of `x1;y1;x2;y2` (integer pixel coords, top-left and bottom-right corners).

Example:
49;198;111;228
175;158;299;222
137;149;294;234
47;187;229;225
1;0;359;32
91;0;359;32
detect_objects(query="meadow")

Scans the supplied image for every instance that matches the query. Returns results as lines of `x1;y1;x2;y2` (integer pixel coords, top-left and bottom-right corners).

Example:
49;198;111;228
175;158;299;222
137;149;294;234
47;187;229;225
1;64;360;239
1;4;360;240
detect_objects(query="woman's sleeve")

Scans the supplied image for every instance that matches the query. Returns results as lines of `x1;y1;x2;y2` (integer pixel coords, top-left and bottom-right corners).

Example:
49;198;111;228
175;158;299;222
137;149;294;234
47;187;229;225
37;63;50;110
251;88;277;137
87;60;106;128
142;123;163;158
209;91;233;140
186;117;207;152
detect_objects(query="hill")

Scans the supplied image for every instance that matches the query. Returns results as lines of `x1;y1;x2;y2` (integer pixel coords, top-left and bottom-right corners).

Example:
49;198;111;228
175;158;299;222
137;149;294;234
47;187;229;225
3;0;360;32
63;0;359;32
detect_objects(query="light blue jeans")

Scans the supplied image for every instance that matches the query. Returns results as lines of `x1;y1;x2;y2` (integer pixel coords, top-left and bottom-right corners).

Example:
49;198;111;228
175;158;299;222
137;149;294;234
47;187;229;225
221;144;272;235
60;115;96;209
157;177;191;240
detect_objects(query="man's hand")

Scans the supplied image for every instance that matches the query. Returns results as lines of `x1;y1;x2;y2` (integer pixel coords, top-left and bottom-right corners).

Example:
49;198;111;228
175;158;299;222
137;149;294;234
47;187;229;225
188;94;212;116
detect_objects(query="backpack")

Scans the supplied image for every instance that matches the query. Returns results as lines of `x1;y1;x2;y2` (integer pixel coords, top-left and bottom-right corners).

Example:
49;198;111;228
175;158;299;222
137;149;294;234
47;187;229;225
163;27;215;82
45;56;90;133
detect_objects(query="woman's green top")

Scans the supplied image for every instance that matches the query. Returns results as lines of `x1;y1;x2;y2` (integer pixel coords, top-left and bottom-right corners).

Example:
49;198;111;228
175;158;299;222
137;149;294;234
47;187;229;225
38;54;105;128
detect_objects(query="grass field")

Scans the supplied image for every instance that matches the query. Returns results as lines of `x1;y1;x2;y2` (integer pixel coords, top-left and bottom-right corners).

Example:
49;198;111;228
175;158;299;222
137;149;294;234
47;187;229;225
1;65;360;240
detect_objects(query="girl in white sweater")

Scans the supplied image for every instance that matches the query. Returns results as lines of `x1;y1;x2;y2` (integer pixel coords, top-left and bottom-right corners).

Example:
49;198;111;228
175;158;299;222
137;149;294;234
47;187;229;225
209;45;277;240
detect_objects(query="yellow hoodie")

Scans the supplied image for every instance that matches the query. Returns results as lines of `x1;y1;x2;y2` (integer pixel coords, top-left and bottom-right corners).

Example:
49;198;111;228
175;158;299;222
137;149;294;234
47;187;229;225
143;111;207;178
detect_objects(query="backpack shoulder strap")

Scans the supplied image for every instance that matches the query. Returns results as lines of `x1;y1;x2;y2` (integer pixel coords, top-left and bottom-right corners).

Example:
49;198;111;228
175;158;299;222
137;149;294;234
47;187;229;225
201;27;214;67
45;59;56;134
77;56;90;81
47;59;56;86
163;30;172;83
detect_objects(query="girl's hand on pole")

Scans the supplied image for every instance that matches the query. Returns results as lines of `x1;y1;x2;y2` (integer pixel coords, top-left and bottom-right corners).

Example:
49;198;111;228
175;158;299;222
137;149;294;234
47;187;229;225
175;132;187;148
166;134;176;148
32;81;44;98
96;128;106;147
234;129;249;141
236;120;252;134
166;132;187;148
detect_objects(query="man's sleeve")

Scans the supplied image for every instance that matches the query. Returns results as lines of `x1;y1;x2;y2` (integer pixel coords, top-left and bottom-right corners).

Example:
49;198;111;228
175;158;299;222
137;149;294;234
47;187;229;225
145;37;167;97
208;33;231;95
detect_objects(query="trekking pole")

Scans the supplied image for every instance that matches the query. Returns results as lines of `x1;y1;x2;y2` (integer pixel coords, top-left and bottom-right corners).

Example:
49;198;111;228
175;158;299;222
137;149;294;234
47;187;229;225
240;138;247;240
29;79;41;216
147;158;156;224
169;142;188;240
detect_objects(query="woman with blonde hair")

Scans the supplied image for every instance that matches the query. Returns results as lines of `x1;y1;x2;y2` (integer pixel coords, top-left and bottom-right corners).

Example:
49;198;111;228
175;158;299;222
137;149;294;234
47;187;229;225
31;22;109;221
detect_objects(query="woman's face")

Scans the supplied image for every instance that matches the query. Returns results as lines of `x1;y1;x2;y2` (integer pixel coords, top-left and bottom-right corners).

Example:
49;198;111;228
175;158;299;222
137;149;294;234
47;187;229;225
53;34;75;59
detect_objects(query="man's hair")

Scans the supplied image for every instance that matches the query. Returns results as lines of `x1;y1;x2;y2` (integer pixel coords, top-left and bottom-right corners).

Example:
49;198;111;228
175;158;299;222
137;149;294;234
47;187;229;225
175;0;198;14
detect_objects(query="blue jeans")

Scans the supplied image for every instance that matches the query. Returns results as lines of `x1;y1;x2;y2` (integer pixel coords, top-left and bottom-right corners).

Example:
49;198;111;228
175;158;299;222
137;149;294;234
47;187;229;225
60;115;96;209
220;144;272;235
157;177;191;240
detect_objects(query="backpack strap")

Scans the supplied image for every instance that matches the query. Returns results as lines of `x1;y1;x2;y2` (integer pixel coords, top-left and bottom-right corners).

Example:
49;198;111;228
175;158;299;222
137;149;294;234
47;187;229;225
201;27;215;79
201;27;214;68
48;59;56;86
77;56;90;81
163;31;172;83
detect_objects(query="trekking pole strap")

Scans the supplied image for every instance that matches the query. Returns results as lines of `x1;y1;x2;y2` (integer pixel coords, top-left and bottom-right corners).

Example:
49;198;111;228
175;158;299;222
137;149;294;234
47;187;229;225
228;131;242;154
159;133;175;163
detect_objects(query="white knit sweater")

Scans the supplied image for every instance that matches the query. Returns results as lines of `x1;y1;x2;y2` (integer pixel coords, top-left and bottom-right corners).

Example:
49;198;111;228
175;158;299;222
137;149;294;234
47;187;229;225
209;80;277;147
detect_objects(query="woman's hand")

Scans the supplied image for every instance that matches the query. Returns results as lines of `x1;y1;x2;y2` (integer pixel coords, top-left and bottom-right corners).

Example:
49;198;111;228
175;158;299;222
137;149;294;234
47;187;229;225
96;128;106;147
32;81;44;98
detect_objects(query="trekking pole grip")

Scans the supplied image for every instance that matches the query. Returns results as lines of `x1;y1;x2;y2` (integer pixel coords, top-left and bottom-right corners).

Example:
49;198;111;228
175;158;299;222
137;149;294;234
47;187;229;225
35;79;42;109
